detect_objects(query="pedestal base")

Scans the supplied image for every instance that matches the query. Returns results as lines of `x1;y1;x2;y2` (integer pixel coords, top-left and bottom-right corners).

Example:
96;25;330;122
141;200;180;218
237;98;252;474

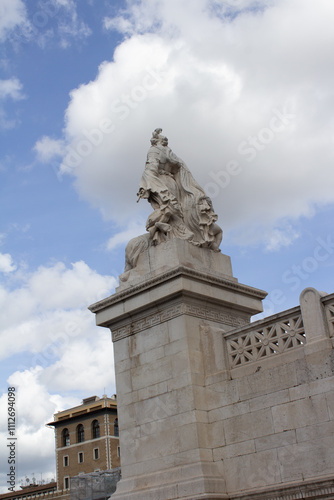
112;463;228;500
89;240;267;500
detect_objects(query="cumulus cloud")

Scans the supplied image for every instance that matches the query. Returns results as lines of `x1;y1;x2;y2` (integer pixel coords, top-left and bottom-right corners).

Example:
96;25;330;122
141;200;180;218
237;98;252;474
8;368;59;429
0;369;78;491
41;334;115;392
0;260;117;360
0;257;117;487
34;0;334;249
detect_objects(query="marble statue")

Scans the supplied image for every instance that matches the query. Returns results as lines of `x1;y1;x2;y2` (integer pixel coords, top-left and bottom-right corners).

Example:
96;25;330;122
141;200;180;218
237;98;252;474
137;128;222;251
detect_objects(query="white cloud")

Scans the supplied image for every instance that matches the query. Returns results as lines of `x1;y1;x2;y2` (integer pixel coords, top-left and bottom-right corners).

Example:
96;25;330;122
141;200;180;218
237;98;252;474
0;78;24;101
0;77;25;129
0;0;27;41
34;136;66;163
106;220;147;251
36;0;334;249
104;15;134;36
0;369;79;490
0;253;16;273
41;334;115;392
0;260;117;360
264;226;300;252
8;368;57;429
55;0;92;48
0;257;117;486
2;0;91;49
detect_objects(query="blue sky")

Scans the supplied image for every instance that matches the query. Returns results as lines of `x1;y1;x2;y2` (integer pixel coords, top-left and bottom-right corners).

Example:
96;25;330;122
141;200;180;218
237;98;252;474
1;0;334;491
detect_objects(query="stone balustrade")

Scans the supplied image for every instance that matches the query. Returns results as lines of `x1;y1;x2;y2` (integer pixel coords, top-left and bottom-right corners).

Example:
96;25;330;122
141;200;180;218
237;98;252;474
323;293;334;337
224;289;334;371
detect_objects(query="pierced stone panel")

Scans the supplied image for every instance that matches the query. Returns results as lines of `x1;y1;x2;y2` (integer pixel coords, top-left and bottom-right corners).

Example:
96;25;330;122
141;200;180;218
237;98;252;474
226;313;306;369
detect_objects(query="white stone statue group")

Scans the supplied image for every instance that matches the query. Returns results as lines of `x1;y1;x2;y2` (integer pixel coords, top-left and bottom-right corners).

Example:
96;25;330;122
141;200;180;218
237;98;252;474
138;128;222;250
122;128;223;276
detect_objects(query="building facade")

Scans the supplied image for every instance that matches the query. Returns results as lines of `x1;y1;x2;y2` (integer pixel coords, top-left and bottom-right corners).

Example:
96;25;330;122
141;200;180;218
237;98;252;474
0;482;59;500
47;395;120;492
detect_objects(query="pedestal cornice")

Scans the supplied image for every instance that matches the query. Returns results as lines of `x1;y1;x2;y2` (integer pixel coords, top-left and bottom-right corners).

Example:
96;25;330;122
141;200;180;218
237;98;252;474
89;265;267;314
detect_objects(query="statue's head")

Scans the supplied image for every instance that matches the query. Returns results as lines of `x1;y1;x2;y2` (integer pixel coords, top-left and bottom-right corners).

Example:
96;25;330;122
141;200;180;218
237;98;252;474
150;128;168;146
199;196;213;211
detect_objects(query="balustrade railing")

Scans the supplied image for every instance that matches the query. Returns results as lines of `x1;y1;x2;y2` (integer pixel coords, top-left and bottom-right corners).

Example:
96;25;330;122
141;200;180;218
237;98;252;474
224;291;334;370
322;293;334;337
225;306;306;369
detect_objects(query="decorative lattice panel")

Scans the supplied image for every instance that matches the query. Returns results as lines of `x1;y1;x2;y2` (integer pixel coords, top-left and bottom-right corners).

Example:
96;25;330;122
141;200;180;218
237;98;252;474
324;300;334;337
226;314;305;368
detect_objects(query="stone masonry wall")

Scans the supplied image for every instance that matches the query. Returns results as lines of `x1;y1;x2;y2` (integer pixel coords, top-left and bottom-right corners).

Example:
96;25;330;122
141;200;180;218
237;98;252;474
208;288;334;496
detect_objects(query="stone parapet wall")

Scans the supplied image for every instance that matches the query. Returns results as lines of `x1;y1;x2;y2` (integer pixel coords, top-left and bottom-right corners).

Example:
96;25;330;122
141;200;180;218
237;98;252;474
208;289;334;495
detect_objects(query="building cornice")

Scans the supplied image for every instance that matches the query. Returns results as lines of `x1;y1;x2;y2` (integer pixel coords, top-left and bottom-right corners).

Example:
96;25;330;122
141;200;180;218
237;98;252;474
47;406;117;427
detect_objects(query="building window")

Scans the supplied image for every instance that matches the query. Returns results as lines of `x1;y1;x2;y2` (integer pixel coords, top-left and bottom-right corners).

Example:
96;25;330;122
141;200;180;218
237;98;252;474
117;446;120;457
114;418;119;437
64;477;70;490
63;456;69;467
92;419;100;439
78;452;84;463
93;448;99;460
77;424;84;443
62;428;70;447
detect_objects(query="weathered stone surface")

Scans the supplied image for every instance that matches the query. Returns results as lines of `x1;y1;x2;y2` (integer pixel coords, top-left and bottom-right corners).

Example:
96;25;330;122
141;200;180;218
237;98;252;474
224;408;274;445
278;437;334;482
237;362;298;401
223;449;281;492
213;439;255;461
254;429;297;452
121;236;233;288
272;394;329;433
296;419;334;443
289;375;334;401
208;400;251;423
248;389;290;412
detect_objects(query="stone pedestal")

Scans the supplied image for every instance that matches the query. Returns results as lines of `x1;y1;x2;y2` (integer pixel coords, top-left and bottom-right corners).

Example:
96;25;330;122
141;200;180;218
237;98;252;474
89;240;267;500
